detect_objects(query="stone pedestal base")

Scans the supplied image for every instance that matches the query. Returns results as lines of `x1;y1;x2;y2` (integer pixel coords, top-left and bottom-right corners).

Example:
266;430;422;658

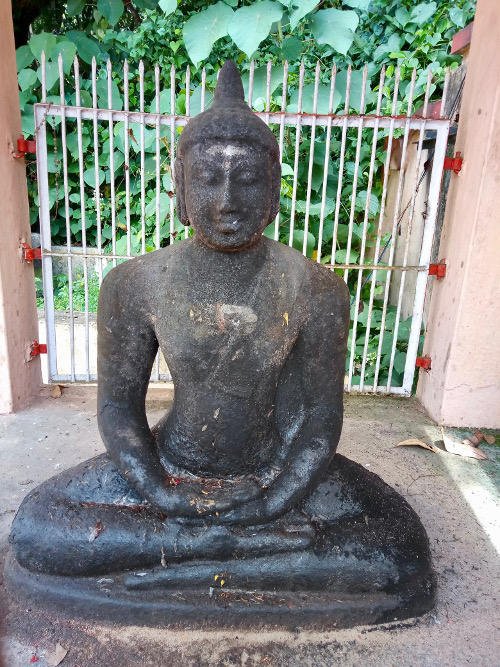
5;553;434;629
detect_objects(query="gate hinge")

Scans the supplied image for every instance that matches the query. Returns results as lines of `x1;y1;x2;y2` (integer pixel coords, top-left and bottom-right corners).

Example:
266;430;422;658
13;135;36;159
429;259;446;279
30;340;47;358
21;242;42;262
443;151;463;174
416;355;432;371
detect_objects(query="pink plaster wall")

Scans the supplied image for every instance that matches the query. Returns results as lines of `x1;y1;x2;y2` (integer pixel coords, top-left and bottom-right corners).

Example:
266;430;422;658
0;0;41;413
417;0;500;427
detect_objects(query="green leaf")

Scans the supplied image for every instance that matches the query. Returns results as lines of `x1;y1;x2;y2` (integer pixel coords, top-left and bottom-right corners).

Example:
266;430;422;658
335;68;373;112
67;0;86;16
189;85;214;116
292;229;315;257
65;31;101;65
288;0;318;31
281;35;302;61
410;2;436;25
134;0;160;8
29;32;57;61
96;76;123;110
288;83;342;113
97;0;124;26
281;163;294;176
149;88;173;114
37;61;60;92
242;64;282;104
395;7;410;27
54;41;78;73
228;1;283;59
373;33;402;62
356;190;379;216
16;45;34;71
343;0;370;10
449;7;466;28
18;68;37;91
310;8;359;56
145;192;171;220
183;1;234;67
158;0;176;15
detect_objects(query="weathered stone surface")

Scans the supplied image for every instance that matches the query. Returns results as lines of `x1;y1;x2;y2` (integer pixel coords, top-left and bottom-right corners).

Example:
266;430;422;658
6;61;435;626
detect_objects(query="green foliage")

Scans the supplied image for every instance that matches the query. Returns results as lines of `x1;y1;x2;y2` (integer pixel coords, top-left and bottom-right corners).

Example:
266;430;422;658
18;0;476;388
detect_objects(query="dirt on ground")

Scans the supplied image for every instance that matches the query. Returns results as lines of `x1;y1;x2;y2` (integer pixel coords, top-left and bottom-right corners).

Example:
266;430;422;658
0;388;499;666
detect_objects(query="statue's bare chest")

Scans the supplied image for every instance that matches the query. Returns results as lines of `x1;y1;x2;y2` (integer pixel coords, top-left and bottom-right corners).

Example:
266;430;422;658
152;272;303;389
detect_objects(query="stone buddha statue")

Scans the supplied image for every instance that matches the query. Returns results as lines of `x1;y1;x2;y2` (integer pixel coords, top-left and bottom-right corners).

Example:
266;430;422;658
8;61;434;626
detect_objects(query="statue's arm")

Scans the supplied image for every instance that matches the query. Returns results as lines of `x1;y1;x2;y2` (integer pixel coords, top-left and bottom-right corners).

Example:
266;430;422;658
97;264;204;516
218;272;350;525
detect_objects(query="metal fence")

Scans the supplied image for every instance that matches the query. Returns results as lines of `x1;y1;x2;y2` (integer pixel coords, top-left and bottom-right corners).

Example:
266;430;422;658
33;55;451;395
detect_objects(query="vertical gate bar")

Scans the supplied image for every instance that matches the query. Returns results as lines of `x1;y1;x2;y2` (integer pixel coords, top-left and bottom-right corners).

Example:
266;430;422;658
106;59;117;266
343;65;368;285
348;67;385;390
248;60;255;108
184;65;190;239
264;60;272;127
274;61;288;241
74;58;90;380
360;69;400;390
330;66;352;262
58;55;75;381
35;106;57;379
123;60;131;257
201;67;206;112
441;69;450;118
40;51;47;102
387;72;432;392
288;61;305;246
302;61;321;256
403;120;450;389
373;69;416;391
317;64;336;263
169;65;176;244
154;64;161;252
91;59;103;278
139;60;146;254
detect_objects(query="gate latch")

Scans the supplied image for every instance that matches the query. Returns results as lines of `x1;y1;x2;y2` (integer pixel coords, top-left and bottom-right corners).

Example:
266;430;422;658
429;259;446;279
13;135;36;159
443;151;463;174
21;242;42;262
416;355;432;371
30;340;47;358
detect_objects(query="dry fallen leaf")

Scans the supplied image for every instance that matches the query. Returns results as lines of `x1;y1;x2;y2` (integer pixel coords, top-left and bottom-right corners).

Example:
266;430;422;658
47;643;68;667
283;312;289;326
484;433;496;445
396;438;440;453
443;435;489;460
50;384;63;399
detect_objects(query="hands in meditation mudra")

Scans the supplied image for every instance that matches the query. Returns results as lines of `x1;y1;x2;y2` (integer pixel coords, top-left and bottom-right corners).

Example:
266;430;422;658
9;62;434;626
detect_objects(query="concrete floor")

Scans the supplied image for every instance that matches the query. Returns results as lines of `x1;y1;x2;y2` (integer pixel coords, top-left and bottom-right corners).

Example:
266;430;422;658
0;387;499;666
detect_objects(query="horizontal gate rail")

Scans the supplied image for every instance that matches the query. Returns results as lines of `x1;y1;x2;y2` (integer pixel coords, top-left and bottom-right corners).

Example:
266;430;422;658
33;56;451;395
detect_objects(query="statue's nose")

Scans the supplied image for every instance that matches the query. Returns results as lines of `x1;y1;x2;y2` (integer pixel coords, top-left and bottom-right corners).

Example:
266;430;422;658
219;175;238;213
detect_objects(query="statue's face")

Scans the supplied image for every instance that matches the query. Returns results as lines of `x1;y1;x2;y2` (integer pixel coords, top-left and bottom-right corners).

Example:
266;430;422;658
182;142;274;251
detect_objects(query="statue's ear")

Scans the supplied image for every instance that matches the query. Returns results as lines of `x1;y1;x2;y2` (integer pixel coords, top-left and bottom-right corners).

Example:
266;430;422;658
269;159;281;224
174;157;189;226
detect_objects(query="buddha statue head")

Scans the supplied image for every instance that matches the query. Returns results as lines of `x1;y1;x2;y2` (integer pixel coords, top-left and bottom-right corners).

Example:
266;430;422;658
175;60;281;251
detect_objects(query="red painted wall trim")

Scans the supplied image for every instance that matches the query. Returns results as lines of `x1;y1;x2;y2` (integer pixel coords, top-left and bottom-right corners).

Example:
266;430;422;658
451;21;474;55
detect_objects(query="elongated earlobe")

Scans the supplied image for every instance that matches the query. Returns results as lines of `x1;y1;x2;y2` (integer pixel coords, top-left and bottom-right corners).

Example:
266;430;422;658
269;159;281;224
174;157;190;226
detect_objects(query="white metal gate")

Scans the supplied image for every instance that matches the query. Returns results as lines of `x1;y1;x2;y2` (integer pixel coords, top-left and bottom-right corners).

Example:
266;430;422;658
33;56;451;394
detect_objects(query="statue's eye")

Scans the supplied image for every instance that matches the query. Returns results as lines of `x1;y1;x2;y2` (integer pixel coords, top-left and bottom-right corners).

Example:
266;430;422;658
238;171;258;184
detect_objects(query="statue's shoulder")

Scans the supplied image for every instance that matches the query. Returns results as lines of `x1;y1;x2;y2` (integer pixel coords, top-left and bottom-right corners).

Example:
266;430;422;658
99;243;186;310
264;238;349;309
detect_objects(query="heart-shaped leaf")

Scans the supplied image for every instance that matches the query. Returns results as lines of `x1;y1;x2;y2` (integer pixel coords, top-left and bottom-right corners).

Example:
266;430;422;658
310;8;359;56
228;1;283;59
183;1;234;66
97;0;124;26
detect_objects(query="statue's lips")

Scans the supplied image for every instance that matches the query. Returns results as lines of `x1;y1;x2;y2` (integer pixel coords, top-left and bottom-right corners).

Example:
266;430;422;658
215;219;240;234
